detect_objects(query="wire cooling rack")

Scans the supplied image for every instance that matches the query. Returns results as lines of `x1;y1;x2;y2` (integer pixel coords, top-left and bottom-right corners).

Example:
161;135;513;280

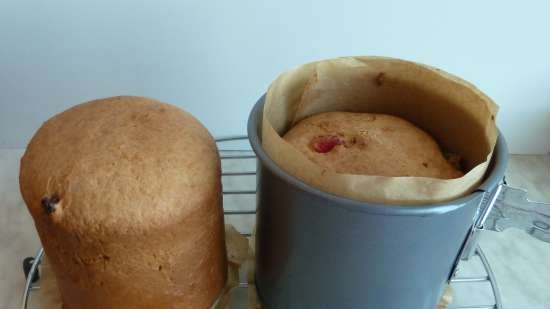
20;136;502;309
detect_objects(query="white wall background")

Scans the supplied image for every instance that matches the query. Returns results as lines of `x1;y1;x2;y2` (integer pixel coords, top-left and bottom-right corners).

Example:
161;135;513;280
0;0;549;153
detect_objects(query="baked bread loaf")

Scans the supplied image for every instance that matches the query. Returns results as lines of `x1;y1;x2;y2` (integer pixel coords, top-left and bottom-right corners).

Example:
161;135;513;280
283;112;463;179
20;96;227;309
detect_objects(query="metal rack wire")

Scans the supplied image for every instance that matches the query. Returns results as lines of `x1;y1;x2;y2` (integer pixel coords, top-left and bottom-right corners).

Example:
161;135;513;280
20;136;502;309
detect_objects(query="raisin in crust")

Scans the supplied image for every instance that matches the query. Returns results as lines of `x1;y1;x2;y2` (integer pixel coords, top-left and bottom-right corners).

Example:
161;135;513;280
283;112;463;179
20;96;227;309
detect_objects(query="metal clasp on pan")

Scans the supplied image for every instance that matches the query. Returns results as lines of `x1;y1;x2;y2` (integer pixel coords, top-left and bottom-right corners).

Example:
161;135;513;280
483;185;550;242
461;183;550;260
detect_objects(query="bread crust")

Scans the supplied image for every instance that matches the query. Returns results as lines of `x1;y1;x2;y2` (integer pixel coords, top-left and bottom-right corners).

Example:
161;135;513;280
20;96;227;309
283;112;463;179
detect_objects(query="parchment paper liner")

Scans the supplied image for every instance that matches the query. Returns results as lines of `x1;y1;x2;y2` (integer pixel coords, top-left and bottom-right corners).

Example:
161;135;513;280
262;56;498;204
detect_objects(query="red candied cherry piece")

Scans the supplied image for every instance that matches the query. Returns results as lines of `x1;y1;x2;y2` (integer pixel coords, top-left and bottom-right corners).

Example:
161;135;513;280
311;135;343;153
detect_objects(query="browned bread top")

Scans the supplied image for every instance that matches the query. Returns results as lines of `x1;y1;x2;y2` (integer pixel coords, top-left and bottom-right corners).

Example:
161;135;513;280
20;96;220;235
283;112;463;179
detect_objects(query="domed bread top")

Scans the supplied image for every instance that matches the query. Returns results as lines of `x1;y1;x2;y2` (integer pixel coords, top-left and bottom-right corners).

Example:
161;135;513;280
283;112;463;179
20;96;220;235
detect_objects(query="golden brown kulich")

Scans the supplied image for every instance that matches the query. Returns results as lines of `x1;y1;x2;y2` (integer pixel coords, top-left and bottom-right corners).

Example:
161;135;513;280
284;112;463;179
20;96;227;309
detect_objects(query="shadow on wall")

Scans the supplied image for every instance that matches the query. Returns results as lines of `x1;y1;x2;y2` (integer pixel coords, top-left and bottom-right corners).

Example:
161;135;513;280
496;73;550;155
